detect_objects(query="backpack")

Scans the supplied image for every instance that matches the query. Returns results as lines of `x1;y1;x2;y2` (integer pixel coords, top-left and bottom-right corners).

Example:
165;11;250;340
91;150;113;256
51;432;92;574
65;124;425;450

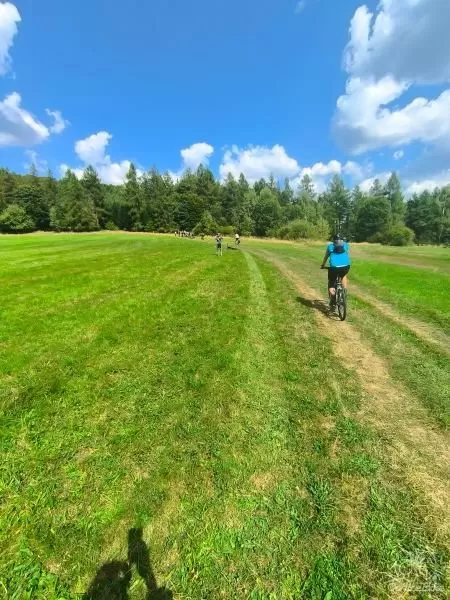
333;239;346;254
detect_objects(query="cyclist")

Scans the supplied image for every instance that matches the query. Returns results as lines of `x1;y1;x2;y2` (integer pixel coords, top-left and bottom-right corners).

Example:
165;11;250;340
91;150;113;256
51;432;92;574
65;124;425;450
215;233;223;256
321;234;351;305
235;232;240;246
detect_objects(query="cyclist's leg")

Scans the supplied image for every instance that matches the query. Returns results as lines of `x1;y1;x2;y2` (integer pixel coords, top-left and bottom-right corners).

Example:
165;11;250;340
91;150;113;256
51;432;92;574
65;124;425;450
341;266;350;290
328;268;338;303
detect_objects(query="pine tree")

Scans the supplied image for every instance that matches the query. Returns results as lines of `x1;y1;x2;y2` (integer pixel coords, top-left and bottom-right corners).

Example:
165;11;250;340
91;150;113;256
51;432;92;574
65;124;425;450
42;170;58;209
175;170;204;231
124;163;143;231
18;163;50;229
52;170;99;231
252;188;281;236
82;166;108;228
385;172;405;225
279;178;294;206
0;169;17;212
355;195;391;242
323;175;351;236
220;173;240;225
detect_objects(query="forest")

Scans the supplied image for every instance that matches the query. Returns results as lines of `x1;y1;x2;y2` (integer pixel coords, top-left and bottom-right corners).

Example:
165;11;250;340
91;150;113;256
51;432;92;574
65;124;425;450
0;163;449;245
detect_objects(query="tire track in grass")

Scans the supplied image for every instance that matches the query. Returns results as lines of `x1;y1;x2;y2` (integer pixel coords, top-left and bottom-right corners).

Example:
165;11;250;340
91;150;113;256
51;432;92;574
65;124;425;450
350;284;450;359
229;250;290;489
280;253;450;358
254;249;450;537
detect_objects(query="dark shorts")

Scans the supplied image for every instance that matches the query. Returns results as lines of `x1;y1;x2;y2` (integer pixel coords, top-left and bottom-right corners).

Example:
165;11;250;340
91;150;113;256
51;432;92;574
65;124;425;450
328;266;350;288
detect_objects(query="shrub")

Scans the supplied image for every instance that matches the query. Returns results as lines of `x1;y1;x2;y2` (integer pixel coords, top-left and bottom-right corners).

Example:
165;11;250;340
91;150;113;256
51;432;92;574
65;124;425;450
105;220;119;231
222;225;235;236
276;225;290;240
0;204;35;233
313;218;330;240
367;231;385;244
193;211;219;236
383;226;415;246
274;219;330;241
287;220;314;240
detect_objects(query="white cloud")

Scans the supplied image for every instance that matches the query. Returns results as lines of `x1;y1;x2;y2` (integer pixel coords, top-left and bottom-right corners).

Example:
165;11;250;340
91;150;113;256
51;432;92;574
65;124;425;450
344;0;450;85
335;0;450;155
62;131;141;185
291;158;371;192
219;144;300;183
0;92;50;146
343;160;370;180
169;142;215;181
405;171;450;195
335;77;450;154
180;142;214;170
394;150;404;160
360;172;391;193
46;109;69;134
0;2;20;76
295;1;306;14
75;131;112;164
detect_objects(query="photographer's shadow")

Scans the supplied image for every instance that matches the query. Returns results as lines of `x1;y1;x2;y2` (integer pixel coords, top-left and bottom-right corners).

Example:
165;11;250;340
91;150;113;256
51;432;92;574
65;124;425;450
84;528;173;600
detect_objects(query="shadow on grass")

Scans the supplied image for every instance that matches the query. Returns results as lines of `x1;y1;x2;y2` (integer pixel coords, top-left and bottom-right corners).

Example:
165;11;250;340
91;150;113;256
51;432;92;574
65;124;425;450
83;528;173;600
296;296;340;320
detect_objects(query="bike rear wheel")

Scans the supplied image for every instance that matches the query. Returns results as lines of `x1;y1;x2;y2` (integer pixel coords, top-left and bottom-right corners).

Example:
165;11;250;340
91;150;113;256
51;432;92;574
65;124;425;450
337;285;347;321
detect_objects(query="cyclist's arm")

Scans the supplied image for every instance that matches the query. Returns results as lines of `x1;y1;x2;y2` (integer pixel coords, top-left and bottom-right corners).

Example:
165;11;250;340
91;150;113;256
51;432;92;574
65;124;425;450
321;250;330;268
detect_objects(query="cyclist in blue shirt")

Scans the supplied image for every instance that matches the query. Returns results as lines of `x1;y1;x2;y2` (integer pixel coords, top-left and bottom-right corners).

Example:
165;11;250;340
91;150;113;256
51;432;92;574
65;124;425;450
321;234;351;304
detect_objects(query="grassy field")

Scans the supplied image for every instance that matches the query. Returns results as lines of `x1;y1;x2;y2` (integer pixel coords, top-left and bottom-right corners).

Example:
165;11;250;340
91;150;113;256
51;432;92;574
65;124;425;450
1;233;449;599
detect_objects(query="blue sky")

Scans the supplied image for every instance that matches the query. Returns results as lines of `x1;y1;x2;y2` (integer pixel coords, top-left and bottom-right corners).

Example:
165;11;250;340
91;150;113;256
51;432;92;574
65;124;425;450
1;0;449;193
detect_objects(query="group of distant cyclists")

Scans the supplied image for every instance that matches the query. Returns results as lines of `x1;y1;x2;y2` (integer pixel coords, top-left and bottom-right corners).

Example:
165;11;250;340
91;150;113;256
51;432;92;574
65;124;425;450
214;232;240;256
214;230;350;306
175;227;351;310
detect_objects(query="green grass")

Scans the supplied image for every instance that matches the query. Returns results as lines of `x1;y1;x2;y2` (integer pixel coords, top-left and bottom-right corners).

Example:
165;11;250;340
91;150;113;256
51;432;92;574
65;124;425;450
1;234;449;599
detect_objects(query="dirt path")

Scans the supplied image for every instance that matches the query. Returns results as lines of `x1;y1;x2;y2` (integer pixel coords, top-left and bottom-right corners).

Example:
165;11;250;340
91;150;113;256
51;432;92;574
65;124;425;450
350;284;450;358
254;249;450;537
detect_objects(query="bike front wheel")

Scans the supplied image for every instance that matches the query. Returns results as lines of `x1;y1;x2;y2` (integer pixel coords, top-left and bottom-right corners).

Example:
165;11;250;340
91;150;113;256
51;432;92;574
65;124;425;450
337;287;347;321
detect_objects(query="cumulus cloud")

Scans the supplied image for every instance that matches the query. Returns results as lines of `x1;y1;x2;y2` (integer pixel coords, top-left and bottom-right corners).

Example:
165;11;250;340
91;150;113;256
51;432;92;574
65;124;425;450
394;150;404;160
291;158;371;193
46;109;69;134
169;142;215;181
335;77;450;154
344;0;450;85
62;131;141;185
181;142;214;170
219;144;300;183
218;145;369;193
75;131;112;165
405;171;450;195
334;0;450;162
0;92;50;146
359;172;391;193
0;2;20;76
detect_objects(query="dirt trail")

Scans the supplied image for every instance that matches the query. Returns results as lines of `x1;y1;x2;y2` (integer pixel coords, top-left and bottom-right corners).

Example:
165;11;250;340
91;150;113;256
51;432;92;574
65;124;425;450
255;249;450;536
350;284;450;358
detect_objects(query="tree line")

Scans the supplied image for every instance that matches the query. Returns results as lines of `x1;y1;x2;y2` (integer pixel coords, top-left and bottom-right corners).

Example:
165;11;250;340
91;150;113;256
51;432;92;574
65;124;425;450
0;163;449;245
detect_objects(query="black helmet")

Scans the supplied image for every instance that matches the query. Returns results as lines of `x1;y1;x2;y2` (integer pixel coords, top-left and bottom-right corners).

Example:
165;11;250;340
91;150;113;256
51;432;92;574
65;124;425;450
333;233;343;242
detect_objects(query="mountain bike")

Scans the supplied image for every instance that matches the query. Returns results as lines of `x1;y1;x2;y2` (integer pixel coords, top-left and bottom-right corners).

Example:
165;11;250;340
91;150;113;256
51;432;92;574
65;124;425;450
322;267;348;321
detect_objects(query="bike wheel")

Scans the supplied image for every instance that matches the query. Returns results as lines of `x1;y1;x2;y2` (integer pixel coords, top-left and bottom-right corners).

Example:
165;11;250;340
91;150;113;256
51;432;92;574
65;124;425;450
337;287;347;321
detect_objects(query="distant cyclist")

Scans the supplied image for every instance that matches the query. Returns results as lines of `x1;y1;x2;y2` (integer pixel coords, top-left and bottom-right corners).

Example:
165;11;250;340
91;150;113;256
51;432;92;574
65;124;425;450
321;234;351;305
235;232;240;246
215;233;223;256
